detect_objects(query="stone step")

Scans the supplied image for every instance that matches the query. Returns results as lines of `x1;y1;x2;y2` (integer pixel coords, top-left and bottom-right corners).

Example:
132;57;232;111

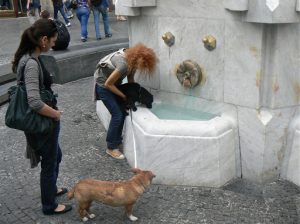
0;80;16;105
0;63;14;85
0;63;16;105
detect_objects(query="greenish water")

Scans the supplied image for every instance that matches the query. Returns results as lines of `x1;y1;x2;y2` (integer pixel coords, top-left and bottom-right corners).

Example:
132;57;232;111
151;103;217;121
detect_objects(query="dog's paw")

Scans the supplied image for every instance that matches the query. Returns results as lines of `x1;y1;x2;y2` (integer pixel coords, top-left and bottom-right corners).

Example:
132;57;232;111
82;217;89;222
128;215;138;221
88;213;96;219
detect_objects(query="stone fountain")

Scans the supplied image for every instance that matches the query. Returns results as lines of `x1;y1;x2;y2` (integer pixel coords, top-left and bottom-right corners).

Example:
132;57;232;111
97;0;300;187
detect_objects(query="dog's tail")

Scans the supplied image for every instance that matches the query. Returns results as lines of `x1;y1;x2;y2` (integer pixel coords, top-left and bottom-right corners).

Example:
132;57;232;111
67;186;75;200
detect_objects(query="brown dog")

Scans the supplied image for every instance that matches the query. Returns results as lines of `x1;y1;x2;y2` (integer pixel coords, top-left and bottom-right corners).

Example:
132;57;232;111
68;168;156;222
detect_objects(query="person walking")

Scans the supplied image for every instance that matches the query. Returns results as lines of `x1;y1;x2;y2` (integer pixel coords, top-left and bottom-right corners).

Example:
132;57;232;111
94;44;158;159
75;0;90;42
89;0;112;40
63;0;74;19
52;0;71;27
26;0;41;23
11;19;72;215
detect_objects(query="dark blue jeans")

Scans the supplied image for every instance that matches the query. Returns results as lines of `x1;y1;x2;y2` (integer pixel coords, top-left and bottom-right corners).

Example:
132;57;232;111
96;84;126;149
40;121;62;213
76;6;90;39
92;5;111;39
54;4;70;24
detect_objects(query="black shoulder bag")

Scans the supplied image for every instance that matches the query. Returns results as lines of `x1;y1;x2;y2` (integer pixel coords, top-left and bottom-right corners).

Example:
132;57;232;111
5;57;55;134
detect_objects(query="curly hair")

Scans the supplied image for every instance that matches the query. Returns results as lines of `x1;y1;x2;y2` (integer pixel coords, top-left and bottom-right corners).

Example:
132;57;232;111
125;43;158;75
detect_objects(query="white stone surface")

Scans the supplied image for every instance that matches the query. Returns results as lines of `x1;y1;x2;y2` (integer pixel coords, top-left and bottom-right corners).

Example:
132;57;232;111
281;113;300;186
123;0;156;7
297;0;300;11
223;0;248;11
115;0;140;16
238;106;296;182
128;17;160;90
266;0;279;12
157;17;225;102
260;24;300;108
142;0;226;19
96;101;110;130
245;0;299;23
96;91;238;187
224;20;263;108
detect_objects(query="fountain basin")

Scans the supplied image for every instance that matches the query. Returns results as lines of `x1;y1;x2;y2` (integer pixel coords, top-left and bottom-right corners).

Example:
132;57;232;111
96;91;239;187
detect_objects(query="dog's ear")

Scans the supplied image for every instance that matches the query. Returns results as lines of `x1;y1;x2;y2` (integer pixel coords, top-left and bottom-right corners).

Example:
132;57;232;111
131;168;141;174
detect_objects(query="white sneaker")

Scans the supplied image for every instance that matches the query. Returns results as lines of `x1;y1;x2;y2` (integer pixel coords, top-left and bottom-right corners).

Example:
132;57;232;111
66;22;71;27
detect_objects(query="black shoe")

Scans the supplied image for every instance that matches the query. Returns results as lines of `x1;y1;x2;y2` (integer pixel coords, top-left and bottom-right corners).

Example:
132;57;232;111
43;204;72;215
105;33;112;38
96;37;102;40
56;187;68;196
81;38;87;42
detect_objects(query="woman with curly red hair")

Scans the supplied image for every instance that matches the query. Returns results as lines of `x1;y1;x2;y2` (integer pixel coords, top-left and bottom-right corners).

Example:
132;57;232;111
95;43;158;159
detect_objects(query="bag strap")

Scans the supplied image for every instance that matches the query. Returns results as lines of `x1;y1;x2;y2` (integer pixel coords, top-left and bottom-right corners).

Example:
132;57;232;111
98;48;126;69
18;56;45;89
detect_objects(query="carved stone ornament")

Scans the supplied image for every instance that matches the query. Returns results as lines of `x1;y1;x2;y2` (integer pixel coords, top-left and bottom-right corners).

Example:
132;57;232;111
202;35;216;51
162;32;175;47
175;60;202;88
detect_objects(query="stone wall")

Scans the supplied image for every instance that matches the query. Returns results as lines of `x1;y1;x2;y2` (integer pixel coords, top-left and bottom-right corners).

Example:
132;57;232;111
117;0;300;185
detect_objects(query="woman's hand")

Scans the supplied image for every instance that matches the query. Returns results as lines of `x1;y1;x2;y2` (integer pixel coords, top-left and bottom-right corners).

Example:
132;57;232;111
54;110;63;121
38;104;63;121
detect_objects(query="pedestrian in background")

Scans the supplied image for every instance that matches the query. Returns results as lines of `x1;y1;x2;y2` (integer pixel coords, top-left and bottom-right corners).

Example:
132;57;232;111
52;0;71;27
26;0;41;23
75;0;90;42
63;0;74;19
11;18;72;215
89;0;112;40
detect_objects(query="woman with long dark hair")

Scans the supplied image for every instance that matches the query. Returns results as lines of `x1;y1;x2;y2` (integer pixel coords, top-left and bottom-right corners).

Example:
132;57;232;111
12;19;72;215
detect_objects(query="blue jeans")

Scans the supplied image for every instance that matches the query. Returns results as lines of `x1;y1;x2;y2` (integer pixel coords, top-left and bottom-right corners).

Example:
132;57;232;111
54;4;70;24
76;7;90;39
96;84;126;149
63;0;72;17
40;121;62;213
92;5;111;39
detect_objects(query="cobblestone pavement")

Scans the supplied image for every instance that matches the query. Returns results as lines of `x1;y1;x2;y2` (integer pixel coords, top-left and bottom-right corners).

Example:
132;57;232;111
0;77;300;224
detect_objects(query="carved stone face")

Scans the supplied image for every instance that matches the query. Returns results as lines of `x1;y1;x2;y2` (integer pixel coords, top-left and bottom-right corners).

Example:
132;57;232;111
175;60;202;88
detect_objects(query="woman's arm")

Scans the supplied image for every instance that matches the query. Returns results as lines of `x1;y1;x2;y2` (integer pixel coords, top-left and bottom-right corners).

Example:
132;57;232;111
38;105;62;121
127;73;135;83
24;59;62;120
104;69;127;101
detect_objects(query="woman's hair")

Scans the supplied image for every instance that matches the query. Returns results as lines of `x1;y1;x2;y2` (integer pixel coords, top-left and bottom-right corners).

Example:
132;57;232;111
12;19;57;73
125;43;158;75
